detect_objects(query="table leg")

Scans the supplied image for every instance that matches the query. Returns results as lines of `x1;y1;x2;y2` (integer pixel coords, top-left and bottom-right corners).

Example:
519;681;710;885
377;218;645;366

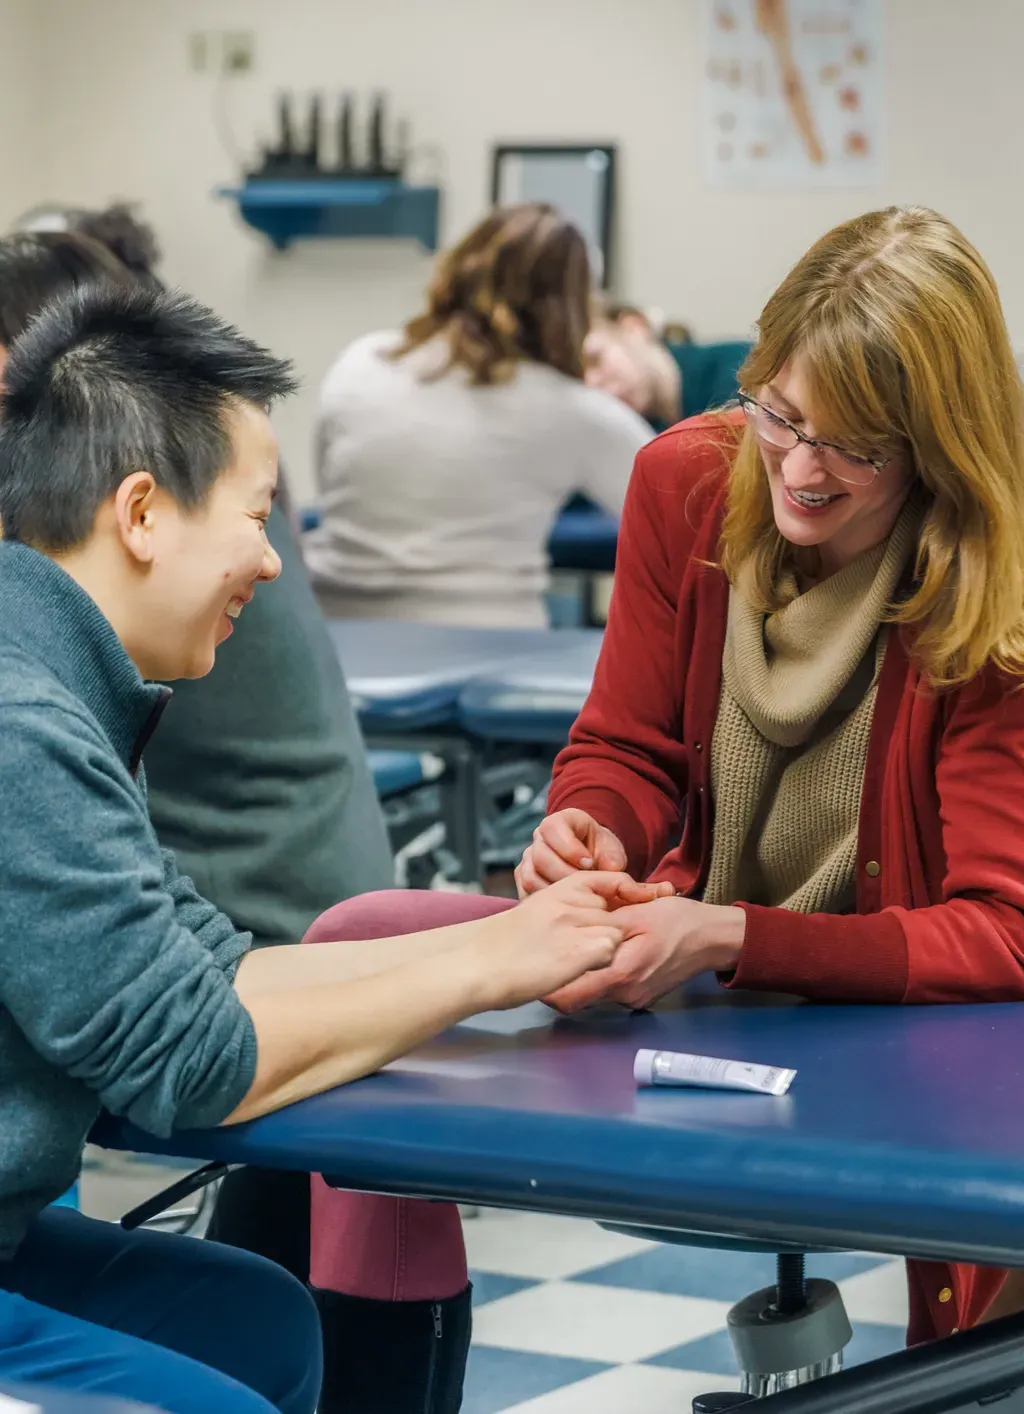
367;732;482;886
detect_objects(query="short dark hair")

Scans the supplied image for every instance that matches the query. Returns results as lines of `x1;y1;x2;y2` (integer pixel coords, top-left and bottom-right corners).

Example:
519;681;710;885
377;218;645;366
0;282;297;550
0;231;130;347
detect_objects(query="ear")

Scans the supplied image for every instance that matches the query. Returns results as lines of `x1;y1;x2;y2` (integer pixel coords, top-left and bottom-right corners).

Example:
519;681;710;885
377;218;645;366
113;471;160;564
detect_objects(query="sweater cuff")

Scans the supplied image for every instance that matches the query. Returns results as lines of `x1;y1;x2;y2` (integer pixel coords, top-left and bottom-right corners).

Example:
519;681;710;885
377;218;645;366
546;787;650;878
173;1009;259;1132
727;904;909;1002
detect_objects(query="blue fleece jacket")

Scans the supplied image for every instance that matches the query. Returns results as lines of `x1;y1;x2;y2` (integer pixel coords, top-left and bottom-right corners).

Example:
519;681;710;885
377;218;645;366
0;541;257;1257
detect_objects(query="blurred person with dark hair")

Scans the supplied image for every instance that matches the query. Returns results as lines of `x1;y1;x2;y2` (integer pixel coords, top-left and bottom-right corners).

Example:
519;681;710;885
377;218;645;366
0;231;128;369
15;200;162;283
305;202;652;628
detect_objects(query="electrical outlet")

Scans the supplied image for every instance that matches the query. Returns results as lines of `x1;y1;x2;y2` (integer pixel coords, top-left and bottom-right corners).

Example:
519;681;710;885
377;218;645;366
222;31;256;75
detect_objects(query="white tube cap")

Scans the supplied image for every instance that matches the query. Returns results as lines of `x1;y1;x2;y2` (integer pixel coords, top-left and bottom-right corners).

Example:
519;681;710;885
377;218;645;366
633;1048;657;1086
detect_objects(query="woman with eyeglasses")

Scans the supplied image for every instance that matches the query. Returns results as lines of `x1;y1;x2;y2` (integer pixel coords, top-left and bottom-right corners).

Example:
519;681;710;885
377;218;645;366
307;207;1024;1396
512;205;1024;1344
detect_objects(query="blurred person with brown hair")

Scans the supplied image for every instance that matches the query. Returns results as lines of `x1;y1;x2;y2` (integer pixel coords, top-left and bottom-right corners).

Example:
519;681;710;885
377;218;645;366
583;299;683;426
305;202;652;628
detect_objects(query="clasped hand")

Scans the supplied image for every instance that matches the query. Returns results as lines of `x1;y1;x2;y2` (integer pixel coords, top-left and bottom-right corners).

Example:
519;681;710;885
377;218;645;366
516;808;746;1013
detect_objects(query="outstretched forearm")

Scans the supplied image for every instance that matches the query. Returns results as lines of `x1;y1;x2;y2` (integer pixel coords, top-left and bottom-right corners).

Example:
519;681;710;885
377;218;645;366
233;922;474;998
225;946;487;1123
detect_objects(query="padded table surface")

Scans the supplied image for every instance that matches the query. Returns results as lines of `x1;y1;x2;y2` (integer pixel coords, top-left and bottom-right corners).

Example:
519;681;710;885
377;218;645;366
0;1388;160;1412
547;507;619;573
328;621;568;731
367;748;426;797
93;992;1024;1269
458;630;602;742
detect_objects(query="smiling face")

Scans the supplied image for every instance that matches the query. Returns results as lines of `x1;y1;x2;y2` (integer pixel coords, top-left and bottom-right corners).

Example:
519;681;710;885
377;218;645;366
124;399;282;680
757;354;917;575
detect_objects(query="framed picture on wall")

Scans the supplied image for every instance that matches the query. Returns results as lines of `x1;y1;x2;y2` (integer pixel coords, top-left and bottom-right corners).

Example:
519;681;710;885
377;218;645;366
491;143;616;288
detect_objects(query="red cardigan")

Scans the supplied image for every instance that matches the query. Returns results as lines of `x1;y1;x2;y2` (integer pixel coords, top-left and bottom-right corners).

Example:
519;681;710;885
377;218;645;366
549;415;1024;1341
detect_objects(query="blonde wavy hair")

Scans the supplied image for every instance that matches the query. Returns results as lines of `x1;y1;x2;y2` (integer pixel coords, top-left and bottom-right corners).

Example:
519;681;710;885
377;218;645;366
720;206;1024;687
390;203;591;386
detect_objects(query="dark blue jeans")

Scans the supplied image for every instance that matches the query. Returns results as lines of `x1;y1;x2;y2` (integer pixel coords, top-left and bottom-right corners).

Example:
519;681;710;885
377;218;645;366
0;1207;321;1413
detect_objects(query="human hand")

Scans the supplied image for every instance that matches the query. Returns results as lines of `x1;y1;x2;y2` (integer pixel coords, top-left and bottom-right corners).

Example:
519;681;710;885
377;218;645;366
467;871;674;1012
543;895;746;1014
515;809;628;899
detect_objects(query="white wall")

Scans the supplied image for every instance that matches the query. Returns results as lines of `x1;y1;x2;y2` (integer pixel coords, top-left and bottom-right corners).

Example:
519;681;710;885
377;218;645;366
12;0;1024;498
0;0;42;227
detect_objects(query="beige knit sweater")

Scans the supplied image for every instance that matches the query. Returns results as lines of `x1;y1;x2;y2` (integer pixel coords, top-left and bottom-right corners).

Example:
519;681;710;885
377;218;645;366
703;498;921;914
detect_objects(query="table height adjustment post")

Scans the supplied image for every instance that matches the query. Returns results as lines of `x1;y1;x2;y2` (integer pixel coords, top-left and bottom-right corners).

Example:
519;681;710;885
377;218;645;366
774;1254;807;1316
692;1251;853;1405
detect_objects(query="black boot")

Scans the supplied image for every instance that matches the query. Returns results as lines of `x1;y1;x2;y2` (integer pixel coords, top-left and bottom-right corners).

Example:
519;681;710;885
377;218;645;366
206;1168;473;1411
313;1284;473;1414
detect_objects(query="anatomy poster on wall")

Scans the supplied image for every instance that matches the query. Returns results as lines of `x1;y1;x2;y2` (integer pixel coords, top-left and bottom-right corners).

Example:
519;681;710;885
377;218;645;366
703;0;883;187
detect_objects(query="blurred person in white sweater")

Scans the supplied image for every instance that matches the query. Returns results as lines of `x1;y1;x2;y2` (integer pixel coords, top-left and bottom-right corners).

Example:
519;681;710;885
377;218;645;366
305;204;652;628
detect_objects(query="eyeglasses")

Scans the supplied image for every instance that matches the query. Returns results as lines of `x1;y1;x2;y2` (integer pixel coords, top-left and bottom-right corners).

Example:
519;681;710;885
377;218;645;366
737;391;893;487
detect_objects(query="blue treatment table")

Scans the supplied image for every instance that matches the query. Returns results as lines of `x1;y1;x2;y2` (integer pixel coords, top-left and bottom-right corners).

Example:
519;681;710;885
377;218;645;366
93;994;1024;1411
329;622;561;879
458;629;602;743
93;994;1024;1268
330;622;600;879
546;504;619;574
0;1389;160;1412
366;748;427;799
327;620;565;732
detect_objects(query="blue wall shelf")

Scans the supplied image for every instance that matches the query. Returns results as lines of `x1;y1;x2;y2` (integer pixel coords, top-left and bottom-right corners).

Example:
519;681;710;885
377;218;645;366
218;179;440;252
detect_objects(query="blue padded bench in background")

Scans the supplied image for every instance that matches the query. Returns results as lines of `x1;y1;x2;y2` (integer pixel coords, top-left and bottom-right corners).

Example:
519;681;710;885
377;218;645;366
545;501;619;574
331;622;603;881
0;1388;160;1413
329;621;600;738
454;629;602;867
330;621;575;882
327;620;557;734
457;630;602;745
546;500;619;627
367;748;427;798
366;747;452;887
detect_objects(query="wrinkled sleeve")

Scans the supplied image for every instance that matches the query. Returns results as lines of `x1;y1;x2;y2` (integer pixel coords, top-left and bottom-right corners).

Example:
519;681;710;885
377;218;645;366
0;703;257;1135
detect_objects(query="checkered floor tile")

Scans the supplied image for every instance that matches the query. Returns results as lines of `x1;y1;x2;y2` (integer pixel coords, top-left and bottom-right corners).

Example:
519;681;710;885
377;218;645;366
462;1210;908;1414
